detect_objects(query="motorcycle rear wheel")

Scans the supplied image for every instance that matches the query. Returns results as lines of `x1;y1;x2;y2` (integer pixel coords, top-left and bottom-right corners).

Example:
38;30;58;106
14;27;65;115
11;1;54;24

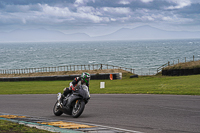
72;100;85;118
53;101;63;116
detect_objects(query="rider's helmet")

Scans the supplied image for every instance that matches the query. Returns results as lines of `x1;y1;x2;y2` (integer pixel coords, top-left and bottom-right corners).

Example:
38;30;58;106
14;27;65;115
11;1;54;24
81;72;90;84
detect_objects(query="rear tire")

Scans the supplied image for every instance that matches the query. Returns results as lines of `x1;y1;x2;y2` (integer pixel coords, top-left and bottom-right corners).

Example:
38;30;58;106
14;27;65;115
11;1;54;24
53;101;63;116
72;100;85;118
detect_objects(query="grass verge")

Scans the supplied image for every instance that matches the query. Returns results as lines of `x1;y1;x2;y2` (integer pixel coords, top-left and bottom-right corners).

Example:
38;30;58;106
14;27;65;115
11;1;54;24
0;74;200;95
0;120;51;133
163;60;200;70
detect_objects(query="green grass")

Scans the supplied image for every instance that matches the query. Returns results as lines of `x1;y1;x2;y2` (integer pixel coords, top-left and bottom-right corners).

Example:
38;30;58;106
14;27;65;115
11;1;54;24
0;74;200;95
91;75;200;95
0;120;51;133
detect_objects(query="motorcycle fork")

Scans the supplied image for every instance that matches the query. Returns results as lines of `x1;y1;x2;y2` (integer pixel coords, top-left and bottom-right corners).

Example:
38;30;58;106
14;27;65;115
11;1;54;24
75;100;79;109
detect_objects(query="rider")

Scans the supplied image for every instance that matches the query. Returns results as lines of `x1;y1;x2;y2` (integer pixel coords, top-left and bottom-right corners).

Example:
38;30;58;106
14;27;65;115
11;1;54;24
59;72;90;105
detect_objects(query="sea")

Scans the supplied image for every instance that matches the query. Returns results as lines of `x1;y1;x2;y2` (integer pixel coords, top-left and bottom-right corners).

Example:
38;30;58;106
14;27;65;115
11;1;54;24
0;39;200;75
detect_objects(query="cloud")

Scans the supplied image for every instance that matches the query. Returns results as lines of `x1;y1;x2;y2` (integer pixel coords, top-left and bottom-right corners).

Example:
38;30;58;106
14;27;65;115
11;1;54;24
166;0;191;9
118;0;131;5
140;0;154;3
0;0;200;33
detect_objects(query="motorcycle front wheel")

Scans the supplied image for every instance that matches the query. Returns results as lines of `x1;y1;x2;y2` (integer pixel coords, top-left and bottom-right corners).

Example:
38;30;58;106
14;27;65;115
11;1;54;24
53;101;63;116
72;100;85;118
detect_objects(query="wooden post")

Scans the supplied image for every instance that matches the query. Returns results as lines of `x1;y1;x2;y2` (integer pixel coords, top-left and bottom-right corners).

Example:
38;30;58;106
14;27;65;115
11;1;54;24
185;57;186;63
193;55;194;61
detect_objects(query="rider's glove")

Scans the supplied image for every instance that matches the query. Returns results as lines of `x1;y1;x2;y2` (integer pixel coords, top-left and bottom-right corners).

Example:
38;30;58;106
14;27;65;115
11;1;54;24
72;87;75;91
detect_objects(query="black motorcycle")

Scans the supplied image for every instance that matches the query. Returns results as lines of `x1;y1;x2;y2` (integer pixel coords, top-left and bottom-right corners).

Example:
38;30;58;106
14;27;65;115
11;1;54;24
53;85;90;118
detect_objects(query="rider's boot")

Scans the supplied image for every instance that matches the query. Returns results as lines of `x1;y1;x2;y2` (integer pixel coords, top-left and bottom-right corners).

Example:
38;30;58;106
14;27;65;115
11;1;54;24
59;88;70;106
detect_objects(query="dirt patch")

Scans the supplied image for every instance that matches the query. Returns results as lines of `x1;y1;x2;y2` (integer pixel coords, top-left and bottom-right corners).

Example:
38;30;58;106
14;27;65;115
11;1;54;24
0;69;130;78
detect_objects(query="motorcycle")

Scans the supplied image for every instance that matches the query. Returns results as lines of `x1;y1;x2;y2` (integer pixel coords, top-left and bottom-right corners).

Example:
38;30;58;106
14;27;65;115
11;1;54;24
53;85;90;118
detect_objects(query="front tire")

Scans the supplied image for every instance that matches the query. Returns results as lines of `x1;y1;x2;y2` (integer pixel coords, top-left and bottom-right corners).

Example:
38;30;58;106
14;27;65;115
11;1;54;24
53;101;63;116
72;100;85;118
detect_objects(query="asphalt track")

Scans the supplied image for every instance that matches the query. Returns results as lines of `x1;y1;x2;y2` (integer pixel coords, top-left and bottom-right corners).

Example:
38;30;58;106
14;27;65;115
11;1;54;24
0;94;200;133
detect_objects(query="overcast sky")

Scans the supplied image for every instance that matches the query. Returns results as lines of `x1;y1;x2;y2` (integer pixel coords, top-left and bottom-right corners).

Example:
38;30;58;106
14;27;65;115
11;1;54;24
0;0;200;36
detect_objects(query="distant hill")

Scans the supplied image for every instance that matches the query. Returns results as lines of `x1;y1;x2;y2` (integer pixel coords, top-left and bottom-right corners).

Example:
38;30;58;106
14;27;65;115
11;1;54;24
0;25;200;42
94;25;200;40
0;29;91;42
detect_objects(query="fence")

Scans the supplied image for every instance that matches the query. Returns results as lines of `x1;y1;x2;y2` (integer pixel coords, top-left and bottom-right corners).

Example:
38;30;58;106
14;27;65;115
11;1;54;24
157;62;170;73
136;68;161;76
1;56;199;76
0;64;134;75
157;55;200;74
